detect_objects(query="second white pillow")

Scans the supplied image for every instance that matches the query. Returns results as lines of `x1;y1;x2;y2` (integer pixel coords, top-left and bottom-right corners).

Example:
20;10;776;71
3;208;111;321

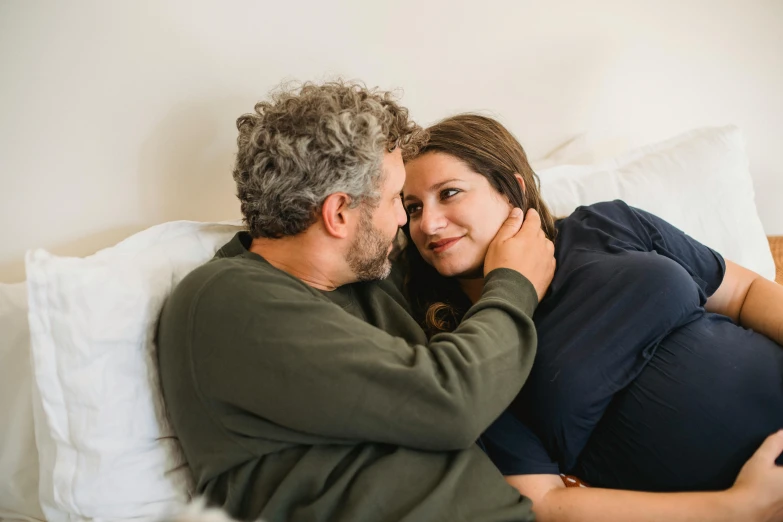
538;126;775;280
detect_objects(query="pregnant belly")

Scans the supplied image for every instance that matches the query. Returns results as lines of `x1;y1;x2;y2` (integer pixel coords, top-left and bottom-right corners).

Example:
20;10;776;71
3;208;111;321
572;314;783;492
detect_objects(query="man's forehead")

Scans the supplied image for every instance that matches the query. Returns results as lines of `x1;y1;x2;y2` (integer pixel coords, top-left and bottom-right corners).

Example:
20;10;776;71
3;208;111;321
382;149;405;191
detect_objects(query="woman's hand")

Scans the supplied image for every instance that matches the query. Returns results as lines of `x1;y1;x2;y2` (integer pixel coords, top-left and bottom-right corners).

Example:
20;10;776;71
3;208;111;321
503;432;783;522
484;208;556;301
730;430;783;522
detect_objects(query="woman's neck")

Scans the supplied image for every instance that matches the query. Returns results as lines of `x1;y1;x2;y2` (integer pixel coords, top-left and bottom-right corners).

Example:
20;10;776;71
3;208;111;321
458;277;485;304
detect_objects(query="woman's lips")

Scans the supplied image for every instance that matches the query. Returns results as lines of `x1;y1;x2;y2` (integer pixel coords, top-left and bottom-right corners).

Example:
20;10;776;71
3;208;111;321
430;237;462;253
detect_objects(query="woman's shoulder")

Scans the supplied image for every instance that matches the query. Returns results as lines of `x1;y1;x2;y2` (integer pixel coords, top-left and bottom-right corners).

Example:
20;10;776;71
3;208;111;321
558;200;637;227
555;200;647;252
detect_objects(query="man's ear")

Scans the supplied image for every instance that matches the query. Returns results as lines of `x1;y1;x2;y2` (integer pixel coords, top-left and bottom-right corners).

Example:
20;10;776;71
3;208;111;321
514;173;526;195
321;193;354;239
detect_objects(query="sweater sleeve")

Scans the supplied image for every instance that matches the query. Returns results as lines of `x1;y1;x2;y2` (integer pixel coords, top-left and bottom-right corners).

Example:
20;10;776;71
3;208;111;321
186;266;539;452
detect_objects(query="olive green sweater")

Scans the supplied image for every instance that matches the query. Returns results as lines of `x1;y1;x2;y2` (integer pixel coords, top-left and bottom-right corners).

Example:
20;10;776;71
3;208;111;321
157;232;539;522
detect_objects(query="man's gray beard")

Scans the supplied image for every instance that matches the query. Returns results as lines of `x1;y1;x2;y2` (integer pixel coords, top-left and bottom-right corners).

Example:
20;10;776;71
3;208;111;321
346;215;392;282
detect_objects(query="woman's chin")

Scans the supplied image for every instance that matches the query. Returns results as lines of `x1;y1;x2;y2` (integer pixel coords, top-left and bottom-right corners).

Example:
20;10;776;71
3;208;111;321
433;261;480;279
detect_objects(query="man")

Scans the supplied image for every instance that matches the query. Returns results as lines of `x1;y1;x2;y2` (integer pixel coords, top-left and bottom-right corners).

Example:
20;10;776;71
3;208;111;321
157;81;783;522
158;80;551;522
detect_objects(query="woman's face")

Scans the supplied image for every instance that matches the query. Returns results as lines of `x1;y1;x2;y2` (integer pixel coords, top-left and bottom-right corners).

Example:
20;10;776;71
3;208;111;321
403;152;513;278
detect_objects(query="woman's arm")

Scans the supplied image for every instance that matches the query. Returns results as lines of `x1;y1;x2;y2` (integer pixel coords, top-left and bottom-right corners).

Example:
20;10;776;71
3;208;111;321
705;260;783;345
505;431;783;522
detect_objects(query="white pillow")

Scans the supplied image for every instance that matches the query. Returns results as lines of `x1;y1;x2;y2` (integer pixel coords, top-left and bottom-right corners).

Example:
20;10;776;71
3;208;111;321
538;126;776;281
531;132;631;171
26;220;244;522
0;283;44;522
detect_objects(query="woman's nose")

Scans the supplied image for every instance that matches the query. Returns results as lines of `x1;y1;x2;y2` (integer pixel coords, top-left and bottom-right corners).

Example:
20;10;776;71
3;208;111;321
420;205;447;235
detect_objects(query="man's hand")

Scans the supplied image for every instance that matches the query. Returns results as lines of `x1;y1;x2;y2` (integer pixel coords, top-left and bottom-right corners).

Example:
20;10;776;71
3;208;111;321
484;208;556;301
731;430;783;522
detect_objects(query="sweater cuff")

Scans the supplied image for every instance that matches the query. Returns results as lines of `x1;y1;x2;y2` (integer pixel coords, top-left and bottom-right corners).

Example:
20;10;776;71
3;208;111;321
482;268;539;318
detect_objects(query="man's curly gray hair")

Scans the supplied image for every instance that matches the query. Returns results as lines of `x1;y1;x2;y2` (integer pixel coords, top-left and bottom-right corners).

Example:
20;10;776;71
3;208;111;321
233;80;426;238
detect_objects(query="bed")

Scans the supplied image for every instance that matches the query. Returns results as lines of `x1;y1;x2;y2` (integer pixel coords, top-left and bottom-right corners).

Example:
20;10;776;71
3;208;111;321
0;126;780;522
768;236;783;284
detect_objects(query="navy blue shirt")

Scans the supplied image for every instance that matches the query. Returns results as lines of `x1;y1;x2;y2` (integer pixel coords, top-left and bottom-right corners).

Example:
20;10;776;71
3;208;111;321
479;200;783;491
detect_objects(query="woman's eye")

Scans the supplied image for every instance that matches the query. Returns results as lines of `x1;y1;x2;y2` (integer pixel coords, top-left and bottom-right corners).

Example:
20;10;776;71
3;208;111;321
441;188;461;200
406;203;422;215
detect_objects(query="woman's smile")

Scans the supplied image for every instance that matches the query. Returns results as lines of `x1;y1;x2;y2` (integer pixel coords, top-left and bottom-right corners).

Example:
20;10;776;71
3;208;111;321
429;236;463;253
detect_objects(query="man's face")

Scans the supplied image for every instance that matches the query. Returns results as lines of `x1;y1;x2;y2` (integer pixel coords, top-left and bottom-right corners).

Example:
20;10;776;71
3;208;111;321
346;148;408;281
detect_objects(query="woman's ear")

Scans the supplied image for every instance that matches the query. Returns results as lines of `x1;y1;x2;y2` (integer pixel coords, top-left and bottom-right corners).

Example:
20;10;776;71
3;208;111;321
514;173;526;195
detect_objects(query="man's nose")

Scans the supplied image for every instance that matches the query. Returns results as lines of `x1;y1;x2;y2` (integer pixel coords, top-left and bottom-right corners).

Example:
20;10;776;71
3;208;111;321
396;198;408;227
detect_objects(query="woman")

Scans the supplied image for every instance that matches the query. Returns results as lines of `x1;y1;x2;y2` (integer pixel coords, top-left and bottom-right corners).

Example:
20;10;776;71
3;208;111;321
401;114;783;521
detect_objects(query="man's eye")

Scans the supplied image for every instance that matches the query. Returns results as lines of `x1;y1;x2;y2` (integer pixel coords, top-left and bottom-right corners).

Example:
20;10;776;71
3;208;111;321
406;203;422;215
441;188;461;199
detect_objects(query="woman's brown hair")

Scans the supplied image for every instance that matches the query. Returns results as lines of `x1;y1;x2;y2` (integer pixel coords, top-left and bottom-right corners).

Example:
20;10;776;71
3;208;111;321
402;114;556;337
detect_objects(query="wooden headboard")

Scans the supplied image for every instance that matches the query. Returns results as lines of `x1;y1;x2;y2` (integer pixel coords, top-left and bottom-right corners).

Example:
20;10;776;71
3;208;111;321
768;236;783;284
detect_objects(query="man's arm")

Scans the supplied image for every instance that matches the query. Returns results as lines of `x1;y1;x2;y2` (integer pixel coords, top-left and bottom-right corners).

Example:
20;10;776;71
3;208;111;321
706;260;783;345
505;431;783;522
188;265;539;452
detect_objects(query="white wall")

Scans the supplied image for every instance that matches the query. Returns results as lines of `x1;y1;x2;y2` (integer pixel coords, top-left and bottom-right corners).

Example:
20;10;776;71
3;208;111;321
1;0;781;283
